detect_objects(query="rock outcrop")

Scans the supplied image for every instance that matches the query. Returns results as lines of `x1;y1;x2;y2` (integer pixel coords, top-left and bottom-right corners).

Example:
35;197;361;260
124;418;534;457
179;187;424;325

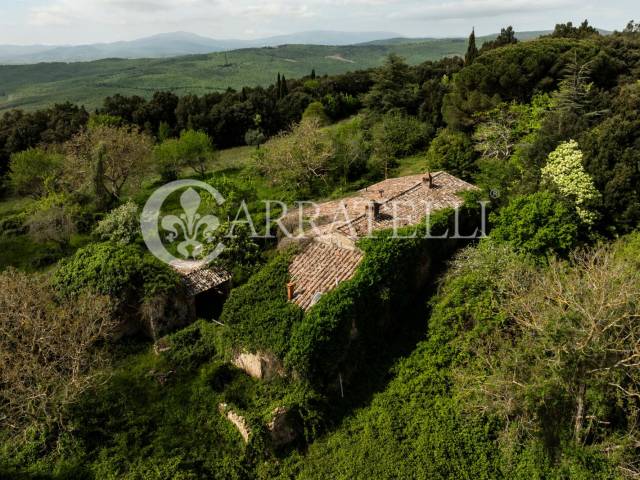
232;351;284;380
267;407;298;446
218;403;251;443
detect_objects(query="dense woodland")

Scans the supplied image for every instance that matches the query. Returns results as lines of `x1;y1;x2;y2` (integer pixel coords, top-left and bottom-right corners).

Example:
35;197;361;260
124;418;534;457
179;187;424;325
1;20;640;479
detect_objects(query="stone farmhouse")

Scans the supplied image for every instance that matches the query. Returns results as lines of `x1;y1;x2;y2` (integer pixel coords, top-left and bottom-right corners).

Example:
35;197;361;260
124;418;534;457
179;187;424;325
286;171;477;310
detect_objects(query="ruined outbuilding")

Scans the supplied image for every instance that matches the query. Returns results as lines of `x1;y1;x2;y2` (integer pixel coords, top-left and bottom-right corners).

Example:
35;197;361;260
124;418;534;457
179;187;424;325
170;259;232;319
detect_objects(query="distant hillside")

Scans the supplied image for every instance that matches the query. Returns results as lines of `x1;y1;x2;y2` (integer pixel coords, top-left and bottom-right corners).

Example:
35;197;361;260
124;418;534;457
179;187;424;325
0;29;556;65
0;40;467;112
0;30;555;113
359;30;551;45
0;31;400;65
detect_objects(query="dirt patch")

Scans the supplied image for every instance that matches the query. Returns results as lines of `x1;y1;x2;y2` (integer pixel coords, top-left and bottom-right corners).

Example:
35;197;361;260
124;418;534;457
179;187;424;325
325;54;355;64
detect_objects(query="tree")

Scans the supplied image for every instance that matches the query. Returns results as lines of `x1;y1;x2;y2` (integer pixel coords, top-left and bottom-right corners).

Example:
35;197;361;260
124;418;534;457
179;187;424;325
302;101;330;126
442;39;590;130
582;113;640;234
472;108;519;162
88;114;123;129
465;28;479;65
623;20;640;33
205;222;263;284
93;200;140;245
490;192;579;259
550;20;599;39
8;148;63;197
26;202;77;246
364;54;417;114
153;137;182;181
0;269;115;440
253;118;335;196
64;125;154;203
371;113;433;178
425;129;477;180
473;95;554;199
100;94;146;124
330;116;370;185
277;73;282;99
542;140;600;225
460;239;640;457
480;26;517;53
553;54;597;122
53;242;178;310
322;93;361;121
0;104;88;184
175;130;218;178
244;129;266;148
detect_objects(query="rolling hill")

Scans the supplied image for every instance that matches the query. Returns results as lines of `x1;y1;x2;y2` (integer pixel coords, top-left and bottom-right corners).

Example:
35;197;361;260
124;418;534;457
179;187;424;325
0;31;401;65
0;31;546;112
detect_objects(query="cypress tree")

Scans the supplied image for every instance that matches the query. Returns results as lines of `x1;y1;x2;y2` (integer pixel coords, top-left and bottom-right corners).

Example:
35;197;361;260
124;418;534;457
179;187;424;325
311;68;316;80
465;28;479;65
93;143;110;210
281;75;289;96
276;73;282;99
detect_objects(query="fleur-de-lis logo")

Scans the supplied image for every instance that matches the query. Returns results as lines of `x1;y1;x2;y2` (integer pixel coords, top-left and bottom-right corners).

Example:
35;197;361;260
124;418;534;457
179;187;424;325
141;180;226;266
161;188;220;259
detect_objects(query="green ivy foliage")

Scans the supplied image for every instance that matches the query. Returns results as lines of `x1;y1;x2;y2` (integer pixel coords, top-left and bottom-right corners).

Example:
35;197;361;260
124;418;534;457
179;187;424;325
294;240;618;479
162;320;220;371
287;202;483;387
52;242;179;305
219;249;303;359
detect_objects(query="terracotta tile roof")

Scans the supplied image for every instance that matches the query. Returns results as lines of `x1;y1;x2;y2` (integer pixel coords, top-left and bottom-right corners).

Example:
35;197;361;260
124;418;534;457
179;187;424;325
288;241;364;310
169;260;231;296
341;172;474;236
287;171;476;310
298;172;476;239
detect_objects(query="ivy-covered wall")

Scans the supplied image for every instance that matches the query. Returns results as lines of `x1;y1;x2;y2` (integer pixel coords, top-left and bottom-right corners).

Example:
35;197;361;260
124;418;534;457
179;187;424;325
220;199;485;390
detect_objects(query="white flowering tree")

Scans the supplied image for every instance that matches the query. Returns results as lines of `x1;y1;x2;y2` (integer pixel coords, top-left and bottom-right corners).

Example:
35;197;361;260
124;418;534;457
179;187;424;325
542;140;600;225
93;200;140;245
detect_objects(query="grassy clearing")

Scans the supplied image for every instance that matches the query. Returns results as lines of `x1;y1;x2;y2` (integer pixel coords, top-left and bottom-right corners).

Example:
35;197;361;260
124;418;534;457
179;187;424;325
392;153;428;177
0;195;35;217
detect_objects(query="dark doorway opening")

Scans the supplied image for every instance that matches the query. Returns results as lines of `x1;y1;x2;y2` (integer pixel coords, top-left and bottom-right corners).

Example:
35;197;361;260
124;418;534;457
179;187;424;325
193;284;229;320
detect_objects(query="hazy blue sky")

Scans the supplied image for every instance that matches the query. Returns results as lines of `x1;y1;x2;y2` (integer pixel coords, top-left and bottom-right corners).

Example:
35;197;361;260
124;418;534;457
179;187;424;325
0;0;636;45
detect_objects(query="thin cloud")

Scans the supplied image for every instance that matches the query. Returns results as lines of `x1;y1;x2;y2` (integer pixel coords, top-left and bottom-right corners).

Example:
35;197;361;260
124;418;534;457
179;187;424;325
393;0;581;21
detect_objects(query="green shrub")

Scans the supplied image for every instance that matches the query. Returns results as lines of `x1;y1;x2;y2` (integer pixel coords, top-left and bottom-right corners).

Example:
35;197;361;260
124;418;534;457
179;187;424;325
52;242;179;305
162;320;220;371
490;191;579;259
9;148;64;197
370;112;433;177
92;200;140;245
302;101;330;126
426;128;477;180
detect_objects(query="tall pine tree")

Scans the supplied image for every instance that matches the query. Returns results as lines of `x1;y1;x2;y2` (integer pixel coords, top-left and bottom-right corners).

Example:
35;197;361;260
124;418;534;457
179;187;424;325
465;28;479;66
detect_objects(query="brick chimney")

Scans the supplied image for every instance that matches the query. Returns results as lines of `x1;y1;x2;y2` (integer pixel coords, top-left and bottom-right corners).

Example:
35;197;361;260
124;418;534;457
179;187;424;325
366;201;381;220
422;172;433;189
287;282;296;301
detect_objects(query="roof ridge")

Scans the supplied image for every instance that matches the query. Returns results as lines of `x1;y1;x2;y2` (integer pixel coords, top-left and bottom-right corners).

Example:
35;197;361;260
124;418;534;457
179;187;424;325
341;175;432;229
